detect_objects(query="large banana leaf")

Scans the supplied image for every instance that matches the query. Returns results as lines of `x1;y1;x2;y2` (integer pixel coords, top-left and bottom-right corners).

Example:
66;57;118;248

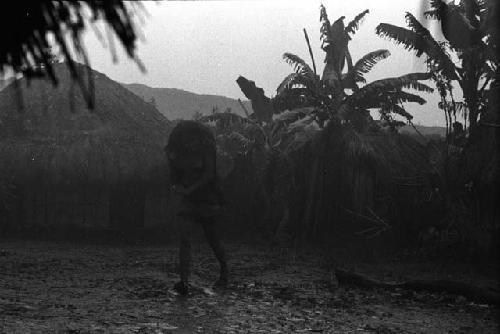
343;50;391;86
320;5;332;50
376;17;459;80
282;53;316;77
236;76;274;124
276;66;320;96
327;16;349;73
381;104;414;121
345;9;370;39
354;73;433;100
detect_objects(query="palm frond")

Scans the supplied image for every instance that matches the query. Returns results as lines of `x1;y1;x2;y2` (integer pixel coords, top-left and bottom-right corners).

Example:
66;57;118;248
322;16;349;83
353;90;427;110
330;16;347;40
388;91;428;105
345;9;370;37
276;73;300;95
349;49;391;84
383;72;435;92
363;73;433;93
379;104;413;123
276;72;320;97
376;23;428;57
405;81;435;93
438;101;468;112
389;104;414;120
272;87;320;113
376;22;458;79
352;73;433;106
320;5;332;49
405;12;436;43
282;53;316;77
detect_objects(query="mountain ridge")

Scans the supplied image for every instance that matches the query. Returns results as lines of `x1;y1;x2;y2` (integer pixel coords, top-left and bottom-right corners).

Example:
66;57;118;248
122;82;446;138
122;82;252;120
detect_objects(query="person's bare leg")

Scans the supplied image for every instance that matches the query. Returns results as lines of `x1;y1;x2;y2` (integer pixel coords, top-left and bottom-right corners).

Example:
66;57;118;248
179;222;191;283
202;219;228;287
174;213;194;295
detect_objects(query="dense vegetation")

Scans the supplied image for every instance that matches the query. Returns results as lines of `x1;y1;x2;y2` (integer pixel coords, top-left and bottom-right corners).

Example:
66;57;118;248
0;0;498;259
198;1;499;258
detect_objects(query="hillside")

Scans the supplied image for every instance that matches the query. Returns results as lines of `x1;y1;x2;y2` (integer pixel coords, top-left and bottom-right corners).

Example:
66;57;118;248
123;83;252;120
400;124;446;139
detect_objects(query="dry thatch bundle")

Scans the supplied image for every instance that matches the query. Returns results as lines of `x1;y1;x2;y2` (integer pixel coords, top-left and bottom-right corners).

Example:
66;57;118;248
0;63;170;187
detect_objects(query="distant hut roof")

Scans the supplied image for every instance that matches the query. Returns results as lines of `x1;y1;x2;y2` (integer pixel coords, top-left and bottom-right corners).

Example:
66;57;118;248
319;122;433;186
0;63;171;187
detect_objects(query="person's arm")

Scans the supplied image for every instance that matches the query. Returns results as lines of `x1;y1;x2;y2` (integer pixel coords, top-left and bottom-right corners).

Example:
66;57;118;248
166;149;182;188
182;149;215;195
170;164;182;187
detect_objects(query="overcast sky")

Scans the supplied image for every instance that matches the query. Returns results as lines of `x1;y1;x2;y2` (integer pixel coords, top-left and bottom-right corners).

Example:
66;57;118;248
82;0;448;126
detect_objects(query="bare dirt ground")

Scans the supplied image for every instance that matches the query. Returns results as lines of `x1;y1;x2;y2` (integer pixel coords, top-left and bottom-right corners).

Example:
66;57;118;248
0;238;498;333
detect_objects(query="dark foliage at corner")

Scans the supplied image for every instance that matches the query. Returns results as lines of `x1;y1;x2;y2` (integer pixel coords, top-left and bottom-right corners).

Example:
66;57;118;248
0;1;148;108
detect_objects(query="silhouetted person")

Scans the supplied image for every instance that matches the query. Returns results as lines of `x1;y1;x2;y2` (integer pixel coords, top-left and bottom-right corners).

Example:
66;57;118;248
165;121;228;295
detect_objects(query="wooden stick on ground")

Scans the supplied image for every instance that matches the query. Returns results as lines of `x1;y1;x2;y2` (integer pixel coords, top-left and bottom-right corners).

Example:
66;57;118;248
334;267;500;306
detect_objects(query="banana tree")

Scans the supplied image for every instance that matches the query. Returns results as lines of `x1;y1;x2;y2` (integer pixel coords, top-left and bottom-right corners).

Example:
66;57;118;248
197;82;293;233
376;0;497;138
273;5;434;132
235;5;436;239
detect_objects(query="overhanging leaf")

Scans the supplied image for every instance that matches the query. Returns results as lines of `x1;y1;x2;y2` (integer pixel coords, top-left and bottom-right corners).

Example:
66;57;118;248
376;19;458;80
345;9;370;38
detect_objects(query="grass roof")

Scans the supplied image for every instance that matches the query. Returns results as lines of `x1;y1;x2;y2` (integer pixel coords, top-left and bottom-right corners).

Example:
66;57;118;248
0;63;170;186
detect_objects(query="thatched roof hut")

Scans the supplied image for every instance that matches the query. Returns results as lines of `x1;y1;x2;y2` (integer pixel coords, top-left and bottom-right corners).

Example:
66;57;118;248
0;63;172;230
0;63;170;187
256;121;435;246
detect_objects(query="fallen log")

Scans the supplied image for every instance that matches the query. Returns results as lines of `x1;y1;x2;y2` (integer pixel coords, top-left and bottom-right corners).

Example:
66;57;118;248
335;267;500;306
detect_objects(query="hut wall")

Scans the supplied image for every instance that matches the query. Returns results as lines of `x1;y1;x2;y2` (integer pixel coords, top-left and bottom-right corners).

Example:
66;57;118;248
2;183;176;234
